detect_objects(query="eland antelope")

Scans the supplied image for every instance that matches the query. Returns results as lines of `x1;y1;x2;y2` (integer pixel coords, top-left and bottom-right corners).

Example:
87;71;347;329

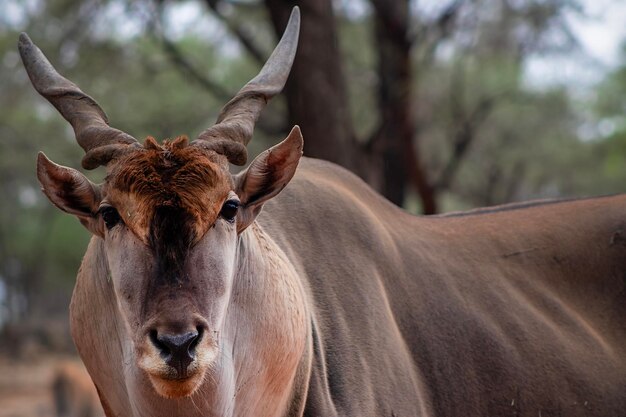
21;7;626;417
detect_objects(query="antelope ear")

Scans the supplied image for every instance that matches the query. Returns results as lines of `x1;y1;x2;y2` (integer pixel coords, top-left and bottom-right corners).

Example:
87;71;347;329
37;152;102;235
235;126;303;232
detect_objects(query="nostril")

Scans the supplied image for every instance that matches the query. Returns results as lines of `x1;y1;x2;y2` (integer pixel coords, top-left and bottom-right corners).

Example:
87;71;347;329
150;329;169;357
152;330;199;365
147;327;205;377
189;325;203;353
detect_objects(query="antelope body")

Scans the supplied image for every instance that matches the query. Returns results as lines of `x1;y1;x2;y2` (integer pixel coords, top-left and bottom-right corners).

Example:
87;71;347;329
21;8;626;417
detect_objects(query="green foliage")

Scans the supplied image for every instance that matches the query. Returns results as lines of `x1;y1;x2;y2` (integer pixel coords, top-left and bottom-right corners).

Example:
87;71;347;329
0;0;267;324
584;53;626;194
0;0;624;330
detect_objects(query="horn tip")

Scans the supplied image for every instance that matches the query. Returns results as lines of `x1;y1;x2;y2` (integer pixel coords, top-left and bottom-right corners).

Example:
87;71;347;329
291;6;300;20
18;32;33;52
288;6;301;30
18;32;31;43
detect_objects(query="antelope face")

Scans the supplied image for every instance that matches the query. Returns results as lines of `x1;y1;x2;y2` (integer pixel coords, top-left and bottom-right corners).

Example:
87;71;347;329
37;128;302;398
21;7;301;400
96;138;234;398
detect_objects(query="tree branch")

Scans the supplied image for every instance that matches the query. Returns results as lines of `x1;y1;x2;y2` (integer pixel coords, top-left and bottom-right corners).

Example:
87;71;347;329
222;0;264;8
160;35;233;102
435;93;504;190
149;5;285;136
204;0;267;66
405;130;438;214
414;0;466;64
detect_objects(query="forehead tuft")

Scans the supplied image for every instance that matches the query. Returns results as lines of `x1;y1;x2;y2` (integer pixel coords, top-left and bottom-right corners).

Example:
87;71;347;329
105;136;232;243
109;136;229;195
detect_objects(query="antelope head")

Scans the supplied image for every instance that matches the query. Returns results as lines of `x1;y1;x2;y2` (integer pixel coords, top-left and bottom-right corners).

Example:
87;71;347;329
21;8;302;399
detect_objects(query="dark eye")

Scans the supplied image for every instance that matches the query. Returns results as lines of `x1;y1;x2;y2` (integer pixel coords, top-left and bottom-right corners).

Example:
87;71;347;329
100;206;121;230
220;200;240;223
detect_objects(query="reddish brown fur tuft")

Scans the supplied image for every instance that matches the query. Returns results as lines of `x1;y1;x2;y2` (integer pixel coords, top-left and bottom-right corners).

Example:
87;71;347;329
105;138;232;244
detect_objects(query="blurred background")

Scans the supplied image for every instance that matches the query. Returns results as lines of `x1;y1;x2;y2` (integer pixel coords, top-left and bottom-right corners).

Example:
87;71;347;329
1;0;626;415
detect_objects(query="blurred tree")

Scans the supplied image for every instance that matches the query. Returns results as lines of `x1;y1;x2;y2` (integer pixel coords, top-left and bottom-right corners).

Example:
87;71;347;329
0;0;618;342
580;41;626;196
182;0;581;212
0;0;255;333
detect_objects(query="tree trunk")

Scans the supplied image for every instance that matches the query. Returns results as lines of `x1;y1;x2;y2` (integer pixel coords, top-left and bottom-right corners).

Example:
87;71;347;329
264;0;359;172
265;0;438;212
370;0;437;212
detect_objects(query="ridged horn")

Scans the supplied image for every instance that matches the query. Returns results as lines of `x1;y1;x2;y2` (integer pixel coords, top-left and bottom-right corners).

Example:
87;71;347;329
18;33;138;170
193;6;300;165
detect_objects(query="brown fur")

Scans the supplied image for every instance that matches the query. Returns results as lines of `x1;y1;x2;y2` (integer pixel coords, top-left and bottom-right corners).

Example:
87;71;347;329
41;149;626;417
27;14;313;416
105;137;232;245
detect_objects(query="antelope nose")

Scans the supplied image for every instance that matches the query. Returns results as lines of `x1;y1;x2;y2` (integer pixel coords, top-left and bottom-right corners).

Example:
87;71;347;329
150;329;201;377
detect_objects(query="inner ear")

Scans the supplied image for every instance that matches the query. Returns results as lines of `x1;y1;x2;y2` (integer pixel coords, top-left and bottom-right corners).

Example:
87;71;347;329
37;152;101;223
235;126;303;231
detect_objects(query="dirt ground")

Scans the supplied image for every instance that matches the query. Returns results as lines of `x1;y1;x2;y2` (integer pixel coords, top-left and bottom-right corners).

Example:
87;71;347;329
0;355;75;417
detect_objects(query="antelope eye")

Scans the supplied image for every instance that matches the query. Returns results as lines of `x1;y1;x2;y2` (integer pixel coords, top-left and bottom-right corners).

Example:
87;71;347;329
100;206;121;230
220;200;240;223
